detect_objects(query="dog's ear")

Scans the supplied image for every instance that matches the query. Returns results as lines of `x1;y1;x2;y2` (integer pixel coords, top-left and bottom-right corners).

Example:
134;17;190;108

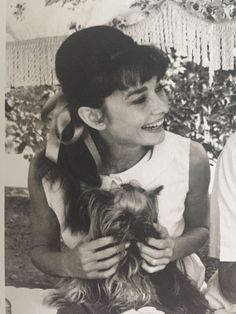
148;185;163;196
145;185;163;223
86;189;114;240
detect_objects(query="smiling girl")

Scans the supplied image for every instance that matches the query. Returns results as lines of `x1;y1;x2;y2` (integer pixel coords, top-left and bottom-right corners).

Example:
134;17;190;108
28;26;210;313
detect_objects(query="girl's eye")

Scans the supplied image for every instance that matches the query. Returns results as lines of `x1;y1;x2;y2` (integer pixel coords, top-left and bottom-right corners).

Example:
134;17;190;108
132;96;146;105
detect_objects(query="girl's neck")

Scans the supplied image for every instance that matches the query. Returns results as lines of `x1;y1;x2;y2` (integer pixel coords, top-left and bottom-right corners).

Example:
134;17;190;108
99;140;149;175
90;129;150;175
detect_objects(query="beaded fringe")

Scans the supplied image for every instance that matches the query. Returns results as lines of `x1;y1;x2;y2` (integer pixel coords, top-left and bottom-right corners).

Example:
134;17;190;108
124;0;236;85
6;36;66;87
6;0;236;87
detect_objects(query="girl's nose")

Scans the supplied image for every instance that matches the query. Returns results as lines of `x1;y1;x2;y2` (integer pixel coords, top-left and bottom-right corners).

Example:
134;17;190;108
150;94;169;115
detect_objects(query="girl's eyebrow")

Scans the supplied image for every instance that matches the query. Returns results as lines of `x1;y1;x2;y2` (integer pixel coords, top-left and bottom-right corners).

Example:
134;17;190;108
125;86;147;99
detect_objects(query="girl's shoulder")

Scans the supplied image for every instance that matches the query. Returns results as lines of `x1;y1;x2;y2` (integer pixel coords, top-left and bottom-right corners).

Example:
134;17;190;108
160;130;191;147
152;131;209;180
29;150;61;183
159;131;208;161
189;139;208;164
152;131;191;161
29;151;64;201
29;153;66;225
188;139;210;191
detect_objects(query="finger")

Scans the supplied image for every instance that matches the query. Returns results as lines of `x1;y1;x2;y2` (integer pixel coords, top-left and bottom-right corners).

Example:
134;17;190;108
90;242;130;262
153;223;169;238
146;238;174;250
138;243;172;259
140;253;170;266
84;253;122;272
83;236;115;251
141;261;167;273
88;264;118;279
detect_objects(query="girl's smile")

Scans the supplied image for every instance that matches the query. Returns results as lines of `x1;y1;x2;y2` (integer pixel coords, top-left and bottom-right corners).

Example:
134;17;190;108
141;117;165;131
100;76;169;148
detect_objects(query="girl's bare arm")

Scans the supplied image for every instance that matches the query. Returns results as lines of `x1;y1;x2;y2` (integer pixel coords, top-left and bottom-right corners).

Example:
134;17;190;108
29;156;67;276
139;141;210;273
219;262;236;303
171;140;210;261
29;155;127;278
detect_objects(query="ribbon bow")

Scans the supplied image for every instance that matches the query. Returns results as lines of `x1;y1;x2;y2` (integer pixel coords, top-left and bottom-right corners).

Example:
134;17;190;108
42;91;102;169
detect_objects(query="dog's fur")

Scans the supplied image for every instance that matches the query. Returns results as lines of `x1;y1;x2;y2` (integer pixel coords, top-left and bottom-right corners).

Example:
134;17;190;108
46;183;209;313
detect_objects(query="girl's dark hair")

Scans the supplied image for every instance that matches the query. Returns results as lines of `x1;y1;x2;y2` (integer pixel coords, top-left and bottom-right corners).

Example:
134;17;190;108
38;26;170;232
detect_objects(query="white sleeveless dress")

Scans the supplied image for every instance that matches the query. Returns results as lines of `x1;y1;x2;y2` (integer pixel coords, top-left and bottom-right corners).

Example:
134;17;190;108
43;131;206;289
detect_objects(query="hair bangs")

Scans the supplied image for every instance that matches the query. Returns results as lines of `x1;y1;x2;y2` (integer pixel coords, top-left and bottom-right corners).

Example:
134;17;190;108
58;45;169;110
109;45;170;90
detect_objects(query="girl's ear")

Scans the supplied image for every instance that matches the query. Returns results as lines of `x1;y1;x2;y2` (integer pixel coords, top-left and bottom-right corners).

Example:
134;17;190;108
78;107;106;130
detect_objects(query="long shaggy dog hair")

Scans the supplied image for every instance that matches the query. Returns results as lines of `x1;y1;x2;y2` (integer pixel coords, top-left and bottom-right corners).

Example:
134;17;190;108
46;183;209;313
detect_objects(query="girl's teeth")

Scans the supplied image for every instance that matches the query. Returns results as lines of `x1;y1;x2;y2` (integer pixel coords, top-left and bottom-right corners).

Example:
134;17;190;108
142;119;164;130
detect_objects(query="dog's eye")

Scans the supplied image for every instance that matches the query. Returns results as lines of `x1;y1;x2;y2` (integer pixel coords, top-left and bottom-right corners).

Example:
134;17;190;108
119;214;127;221
115;214;128;224
118;217;128;228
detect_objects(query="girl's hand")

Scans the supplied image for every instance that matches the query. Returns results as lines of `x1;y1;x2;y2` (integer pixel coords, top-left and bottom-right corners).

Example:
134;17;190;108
137;223;174;273
63;236;130;279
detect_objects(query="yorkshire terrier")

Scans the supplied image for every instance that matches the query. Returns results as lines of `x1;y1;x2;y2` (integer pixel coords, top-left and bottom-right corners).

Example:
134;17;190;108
46;183;209;314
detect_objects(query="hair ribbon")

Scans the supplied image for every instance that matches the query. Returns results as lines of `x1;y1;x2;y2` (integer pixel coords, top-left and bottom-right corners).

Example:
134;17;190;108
42;92;102;170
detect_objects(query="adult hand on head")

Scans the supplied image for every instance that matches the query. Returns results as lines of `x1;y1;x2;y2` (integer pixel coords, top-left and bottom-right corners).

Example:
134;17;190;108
137;223;175;273
63;236;130;279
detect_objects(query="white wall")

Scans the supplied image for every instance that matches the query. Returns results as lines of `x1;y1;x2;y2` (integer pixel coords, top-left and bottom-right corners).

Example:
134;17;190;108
4;154;29;188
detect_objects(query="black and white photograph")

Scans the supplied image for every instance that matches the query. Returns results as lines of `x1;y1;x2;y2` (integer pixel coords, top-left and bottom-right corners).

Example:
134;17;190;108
3;1;236;313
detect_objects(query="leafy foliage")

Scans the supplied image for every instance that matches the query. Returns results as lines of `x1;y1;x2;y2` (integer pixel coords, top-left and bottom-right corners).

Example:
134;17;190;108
5;86;53;160
45;0;236;20
45;0;86;7
13;0;236;24
11;2;26;20
45;0;61;5
111;0;236;33
164;53;236;161
130;0;236;20
176;0;236;21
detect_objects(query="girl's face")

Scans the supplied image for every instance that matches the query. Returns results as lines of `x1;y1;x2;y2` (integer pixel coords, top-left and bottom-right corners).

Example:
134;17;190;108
101;76;169;148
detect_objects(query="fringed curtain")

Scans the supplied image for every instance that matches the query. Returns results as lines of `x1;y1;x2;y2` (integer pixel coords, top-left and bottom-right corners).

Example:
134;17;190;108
6;36;66;87
6;0;236;87
124;0;236;84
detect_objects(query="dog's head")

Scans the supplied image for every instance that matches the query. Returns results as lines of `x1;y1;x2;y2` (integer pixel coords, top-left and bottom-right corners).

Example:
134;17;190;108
80;183;163;243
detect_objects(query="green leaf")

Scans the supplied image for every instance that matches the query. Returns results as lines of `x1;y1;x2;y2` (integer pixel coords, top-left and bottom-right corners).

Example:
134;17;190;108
45;0;61;6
